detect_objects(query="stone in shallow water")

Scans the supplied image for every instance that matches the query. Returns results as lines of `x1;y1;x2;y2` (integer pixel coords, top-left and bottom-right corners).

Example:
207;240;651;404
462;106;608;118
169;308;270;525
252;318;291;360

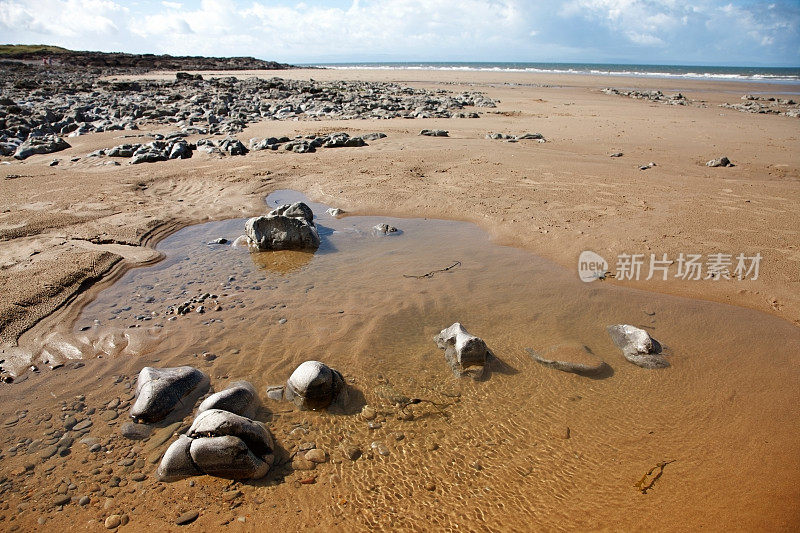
189;435;271;480
284;360;346;410
157;435;201;482
434;322;489;379
120;422;152;440
129;366;210;423
197;381;257;418
188;409;273;456
244;201;320;251
526;344;608;376
607;324;669;369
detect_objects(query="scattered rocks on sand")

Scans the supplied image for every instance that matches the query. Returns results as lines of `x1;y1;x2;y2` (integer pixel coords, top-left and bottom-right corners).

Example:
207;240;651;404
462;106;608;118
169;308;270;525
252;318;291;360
283;360;347;411
639;162;657;170
13;133;70;160
197;381;257;418
706;156;732;167
420;129;449;137
129;366;210;423
434;323;490;379
610;152;623;157
607;324;669;369
197;136;248;156
486;132;546;143
0;60;495;154
130;140;193;164
245;201;320;251
326;208;344;217
602;88;688;105
720;95;800;117
526;344;608;376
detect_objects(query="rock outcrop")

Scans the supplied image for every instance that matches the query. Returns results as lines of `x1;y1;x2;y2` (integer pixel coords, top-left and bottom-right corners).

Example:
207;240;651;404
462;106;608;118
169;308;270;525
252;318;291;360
244;202;320;251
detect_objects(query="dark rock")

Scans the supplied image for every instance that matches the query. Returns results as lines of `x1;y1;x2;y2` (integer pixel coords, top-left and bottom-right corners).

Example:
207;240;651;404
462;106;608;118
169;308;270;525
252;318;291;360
197;381;257;418
14;134;70;160
130;366;210;423
526;344;609;376
176;510;199;526
245;202;320;251
420;129;448;137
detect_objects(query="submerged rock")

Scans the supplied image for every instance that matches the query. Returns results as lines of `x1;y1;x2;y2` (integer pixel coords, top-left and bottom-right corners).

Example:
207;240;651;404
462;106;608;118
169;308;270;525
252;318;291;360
607;324;669;369
244;201;320;251
197;381;257;418
129;366;210;423
434;323;489;379
284;360;346;410
526;344;608;376
373;223;398;235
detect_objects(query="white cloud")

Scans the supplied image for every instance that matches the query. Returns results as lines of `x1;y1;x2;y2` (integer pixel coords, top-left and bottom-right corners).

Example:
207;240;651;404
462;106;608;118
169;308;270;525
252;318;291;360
0;0;127;38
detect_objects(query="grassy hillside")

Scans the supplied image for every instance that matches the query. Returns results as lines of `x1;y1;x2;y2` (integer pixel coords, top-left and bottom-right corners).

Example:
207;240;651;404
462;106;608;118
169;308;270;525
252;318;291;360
0;44;71;55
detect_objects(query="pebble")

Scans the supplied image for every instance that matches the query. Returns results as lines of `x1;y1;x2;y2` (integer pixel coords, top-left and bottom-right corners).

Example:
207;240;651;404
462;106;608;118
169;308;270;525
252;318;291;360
222;489;241;501
73;419;92;431
40;445;59;460
131;473;147;482
63;416;77;430
53;495;71;506
176;511;199;525
120;422;151;440
370;441;390;456
305;449;327;463
104;515;121;529
368;421;382;430
341;445;362;461
101;410;119;422
78;496;90;505
361;406;376;420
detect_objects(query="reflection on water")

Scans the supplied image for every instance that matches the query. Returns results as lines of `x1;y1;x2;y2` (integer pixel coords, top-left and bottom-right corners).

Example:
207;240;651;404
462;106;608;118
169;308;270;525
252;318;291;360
59;190;800;531
250;249;315;275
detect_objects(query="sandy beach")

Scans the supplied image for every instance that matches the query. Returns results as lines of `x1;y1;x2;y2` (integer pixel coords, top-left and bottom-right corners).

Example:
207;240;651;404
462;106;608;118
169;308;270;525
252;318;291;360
1;67;799;531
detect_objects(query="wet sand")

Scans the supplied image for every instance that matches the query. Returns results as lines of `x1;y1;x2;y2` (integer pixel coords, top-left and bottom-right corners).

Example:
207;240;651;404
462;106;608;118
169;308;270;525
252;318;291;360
1;69;799;531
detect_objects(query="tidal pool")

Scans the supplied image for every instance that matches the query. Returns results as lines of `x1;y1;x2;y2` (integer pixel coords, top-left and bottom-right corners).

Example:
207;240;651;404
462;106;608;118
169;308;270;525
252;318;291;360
12;190;800;530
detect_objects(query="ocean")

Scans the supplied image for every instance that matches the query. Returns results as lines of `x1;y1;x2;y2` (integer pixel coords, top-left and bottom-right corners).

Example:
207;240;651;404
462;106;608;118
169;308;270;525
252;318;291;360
308;62;800;84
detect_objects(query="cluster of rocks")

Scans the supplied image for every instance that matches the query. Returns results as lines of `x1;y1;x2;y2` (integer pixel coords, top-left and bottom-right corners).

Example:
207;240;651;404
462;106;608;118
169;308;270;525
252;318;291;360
90;138;193;164
485;132;546;143
123;359;349;482
419;129;449;137
0;60;495;160
7;131;70;159
719;95;800;118
249;131;383;153
601;88;688;105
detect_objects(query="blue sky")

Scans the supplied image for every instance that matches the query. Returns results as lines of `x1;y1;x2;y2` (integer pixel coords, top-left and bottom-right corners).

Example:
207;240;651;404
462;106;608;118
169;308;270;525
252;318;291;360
0;0;798;66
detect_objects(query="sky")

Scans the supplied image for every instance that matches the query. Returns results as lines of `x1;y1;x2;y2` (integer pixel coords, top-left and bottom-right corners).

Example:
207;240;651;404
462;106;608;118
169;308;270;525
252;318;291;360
0;0;798;66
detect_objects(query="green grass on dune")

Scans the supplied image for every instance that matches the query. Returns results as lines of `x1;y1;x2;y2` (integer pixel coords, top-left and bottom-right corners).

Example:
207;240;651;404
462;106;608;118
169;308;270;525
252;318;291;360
0;44;71;55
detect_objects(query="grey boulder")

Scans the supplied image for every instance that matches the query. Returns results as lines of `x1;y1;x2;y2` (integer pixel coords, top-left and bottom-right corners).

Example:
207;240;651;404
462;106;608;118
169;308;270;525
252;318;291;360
245;201;320;251
14;134;71;160
197;381;257;418
420;129;448;137
129;366;210;423
434;323;489;379
188;409;273;456
607;324;669;369
284;360;346;410
189;435;271;480
157;435;201;482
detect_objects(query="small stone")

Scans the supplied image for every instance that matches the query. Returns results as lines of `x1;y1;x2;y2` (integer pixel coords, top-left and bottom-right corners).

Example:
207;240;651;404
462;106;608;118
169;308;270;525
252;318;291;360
222;489;241;501
101;410;119;422
360;406;376;420
370;441;389;456
131;473;146;482
105;515;122;529
305;449;327;463
73;419;92;431
368;421;382;430
120;422;151;440
64;416;77;430
53;495;71;506
341;445;362;461
424;481;436;491
176;511;199;526
40;445;59;460
78;496;90;506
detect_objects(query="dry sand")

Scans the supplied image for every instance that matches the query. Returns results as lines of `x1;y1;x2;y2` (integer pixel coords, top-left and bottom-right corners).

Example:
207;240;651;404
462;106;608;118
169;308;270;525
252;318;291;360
0;68;798;531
